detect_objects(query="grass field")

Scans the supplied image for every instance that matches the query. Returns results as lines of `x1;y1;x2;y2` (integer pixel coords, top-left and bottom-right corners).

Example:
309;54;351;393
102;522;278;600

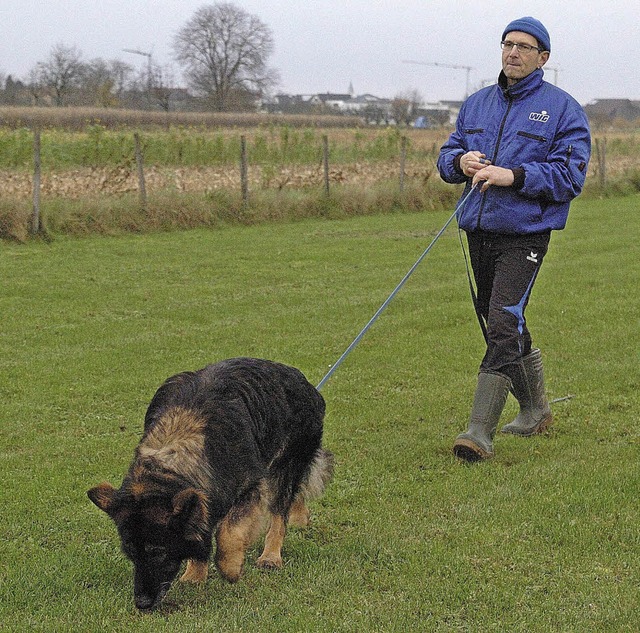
0;195;638;631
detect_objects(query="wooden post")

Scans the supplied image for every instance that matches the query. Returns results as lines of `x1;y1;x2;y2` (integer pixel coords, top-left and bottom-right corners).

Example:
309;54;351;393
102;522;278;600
240;135;248;206
134;132;147;210
595;137;606;189
322;135;330;195
399;135;407;193
30;129;41;235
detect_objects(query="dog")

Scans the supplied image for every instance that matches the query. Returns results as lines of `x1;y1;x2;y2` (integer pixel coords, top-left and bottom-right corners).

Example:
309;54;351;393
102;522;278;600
87;357;333;611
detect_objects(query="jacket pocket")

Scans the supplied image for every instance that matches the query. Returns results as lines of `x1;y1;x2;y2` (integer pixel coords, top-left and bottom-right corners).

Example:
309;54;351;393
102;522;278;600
517;130;548;143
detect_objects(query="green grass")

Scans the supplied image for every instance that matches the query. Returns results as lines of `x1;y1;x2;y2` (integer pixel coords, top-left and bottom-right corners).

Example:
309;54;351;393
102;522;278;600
0;196;638;631
0;126;434;170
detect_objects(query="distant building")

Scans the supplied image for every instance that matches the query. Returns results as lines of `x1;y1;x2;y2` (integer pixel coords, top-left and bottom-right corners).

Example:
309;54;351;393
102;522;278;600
414;100;462;126
312;93;354;110
260;90;462;126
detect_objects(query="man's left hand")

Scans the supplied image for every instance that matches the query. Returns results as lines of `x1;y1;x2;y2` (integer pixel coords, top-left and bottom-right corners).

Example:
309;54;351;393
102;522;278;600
472;166;515;192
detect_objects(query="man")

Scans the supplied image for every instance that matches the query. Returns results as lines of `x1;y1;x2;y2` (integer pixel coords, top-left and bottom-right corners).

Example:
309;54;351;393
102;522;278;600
437;17;591;462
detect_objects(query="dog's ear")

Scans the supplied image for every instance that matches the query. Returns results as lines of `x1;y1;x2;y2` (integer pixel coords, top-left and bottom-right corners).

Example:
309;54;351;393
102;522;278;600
172;488;209;541
87;482;118;514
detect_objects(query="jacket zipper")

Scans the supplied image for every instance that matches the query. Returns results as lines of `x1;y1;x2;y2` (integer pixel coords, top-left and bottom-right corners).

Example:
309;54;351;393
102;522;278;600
476;95;514;230
564;144;573;166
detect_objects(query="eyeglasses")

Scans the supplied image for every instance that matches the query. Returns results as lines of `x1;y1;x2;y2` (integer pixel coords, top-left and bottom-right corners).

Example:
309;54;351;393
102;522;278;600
501;40;543;54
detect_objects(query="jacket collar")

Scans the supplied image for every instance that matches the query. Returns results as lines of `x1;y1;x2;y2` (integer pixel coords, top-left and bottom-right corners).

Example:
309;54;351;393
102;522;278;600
498;68;544;99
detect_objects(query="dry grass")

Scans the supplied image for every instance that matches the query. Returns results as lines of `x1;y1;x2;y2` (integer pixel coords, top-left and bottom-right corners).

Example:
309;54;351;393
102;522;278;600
0;106;361;131
0;177;460;243
0;159;438;200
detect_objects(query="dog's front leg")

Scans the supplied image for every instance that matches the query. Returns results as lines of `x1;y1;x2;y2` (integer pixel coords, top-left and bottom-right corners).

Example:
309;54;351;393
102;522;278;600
215;500;265;582
180;559;209;583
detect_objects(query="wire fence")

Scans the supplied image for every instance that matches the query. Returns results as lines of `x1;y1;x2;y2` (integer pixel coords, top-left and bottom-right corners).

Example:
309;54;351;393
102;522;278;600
27;129;421;235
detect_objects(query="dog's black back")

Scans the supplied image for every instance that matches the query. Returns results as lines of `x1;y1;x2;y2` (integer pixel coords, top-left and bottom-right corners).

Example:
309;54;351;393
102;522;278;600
88;358;332;611
144;357;325;492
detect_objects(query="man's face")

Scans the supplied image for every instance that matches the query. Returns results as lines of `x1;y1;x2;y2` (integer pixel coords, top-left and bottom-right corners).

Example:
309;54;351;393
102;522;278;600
502;31;550;85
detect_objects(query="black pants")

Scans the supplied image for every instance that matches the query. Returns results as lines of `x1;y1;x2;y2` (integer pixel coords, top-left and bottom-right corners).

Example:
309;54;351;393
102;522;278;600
466;230;551;374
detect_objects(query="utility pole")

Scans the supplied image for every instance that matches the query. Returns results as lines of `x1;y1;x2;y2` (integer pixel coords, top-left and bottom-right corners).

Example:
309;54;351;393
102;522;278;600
403;60;474;99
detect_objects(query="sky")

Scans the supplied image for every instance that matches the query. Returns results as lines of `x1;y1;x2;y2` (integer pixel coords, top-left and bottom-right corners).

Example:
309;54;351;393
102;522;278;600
1;0;638;105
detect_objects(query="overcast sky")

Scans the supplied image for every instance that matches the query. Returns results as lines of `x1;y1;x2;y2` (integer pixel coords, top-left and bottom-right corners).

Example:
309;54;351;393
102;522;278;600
1;0;638;105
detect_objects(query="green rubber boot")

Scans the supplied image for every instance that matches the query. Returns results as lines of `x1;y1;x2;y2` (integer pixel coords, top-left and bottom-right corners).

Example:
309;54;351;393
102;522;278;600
453;371;511;462
501;349;553;436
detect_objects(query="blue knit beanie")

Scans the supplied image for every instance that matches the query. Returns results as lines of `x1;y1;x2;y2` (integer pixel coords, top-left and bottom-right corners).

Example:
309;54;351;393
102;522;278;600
502;17;551;52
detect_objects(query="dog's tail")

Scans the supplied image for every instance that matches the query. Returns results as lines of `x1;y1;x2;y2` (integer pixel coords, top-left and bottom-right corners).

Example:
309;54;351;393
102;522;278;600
300;448;334;502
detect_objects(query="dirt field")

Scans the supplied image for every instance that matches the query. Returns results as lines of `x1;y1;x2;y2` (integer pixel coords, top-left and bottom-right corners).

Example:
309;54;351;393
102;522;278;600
0;160;438;199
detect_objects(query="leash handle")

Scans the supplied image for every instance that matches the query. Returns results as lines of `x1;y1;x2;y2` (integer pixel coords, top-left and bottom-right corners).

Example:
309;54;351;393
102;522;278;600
317;184;478;391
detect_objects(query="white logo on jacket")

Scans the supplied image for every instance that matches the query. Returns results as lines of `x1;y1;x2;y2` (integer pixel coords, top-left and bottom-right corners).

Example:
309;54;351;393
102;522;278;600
527;252;539;263
529;110;550;122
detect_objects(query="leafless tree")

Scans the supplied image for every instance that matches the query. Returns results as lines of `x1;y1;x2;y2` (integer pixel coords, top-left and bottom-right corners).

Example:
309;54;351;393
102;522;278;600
83;58;134;107
148;61;177;112
34;43;85;106
173;2;279;111
26;67;46;106
391;89;424;126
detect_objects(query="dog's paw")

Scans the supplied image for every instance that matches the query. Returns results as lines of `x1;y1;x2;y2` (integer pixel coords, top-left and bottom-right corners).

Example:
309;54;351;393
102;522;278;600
256;554;283;570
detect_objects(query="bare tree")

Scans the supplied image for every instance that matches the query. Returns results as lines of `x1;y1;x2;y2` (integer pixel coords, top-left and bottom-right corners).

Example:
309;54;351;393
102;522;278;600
108;59;135;102
173;2;278;111
35;43;85;106
26;67;46;106
149;61;177;112
82;58;134;107
391;89;424;126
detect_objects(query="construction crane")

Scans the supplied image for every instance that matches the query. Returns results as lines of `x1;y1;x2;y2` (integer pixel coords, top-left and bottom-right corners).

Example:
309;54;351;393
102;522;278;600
123;48;154;98
545;66;561;86
123;48;153;77
403;60;474;99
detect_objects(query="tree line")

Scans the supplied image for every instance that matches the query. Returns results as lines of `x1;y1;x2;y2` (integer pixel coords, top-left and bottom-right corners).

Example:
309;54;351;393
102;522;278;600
0;2;278;113
1;2;435;124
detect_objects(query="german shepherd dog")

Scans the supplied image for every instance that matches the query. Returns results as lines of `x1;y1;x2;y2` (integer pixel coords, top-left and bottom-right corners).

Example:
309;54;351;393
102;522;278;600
87;358;333;611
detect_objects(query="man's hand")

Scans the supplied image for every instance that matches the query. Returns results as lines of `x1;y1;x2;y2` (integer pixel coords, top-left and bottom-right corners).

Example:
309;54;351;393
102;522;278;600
460;151;491;177
472;165;515;192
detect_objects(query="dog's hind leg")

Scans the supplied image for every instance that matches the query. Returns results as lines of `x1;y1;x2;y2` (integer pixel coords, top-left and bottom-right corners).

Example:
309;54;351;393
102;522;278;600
256;514;286;569
180;559;209;583
287;496;311;527
289;448;335;528
215;490;266;583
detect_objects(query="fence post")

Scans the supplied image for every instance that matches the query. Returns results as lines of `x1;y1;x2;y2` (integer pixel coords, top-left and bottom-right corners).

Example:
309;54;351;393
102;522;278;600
595;137;606;189
322;135;330;195
240;135;249;206
30;129;41;235
399;135;407;193
134;132;147;210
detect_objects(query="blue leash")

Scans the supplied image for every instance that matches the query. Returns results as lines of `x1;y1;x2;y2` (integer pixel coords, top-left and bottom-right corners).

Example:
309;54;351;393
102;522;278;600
316;184;479;391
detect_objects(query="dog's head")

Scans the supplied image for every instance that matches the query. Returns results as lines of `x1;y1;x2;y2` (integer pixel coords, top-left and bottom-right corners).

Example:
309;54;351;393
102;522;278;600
87;482;209;611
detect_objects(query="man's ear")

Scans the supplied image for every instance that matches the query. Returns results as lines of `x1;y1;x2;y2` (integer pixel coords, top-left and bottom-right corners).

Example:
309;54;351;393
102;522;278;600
87;482;118;514
172;488;209;542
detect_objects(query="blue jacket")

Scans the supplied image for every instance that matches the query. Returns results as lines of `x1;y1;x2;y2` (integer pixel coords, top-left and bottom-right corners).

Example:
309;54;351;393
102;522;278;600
437;69;591;234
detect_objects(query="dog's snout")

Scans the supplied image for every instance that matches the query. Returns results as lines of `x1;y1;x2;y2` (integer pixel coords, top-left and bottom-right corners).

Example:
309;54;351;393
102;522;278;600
135;593;156;611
